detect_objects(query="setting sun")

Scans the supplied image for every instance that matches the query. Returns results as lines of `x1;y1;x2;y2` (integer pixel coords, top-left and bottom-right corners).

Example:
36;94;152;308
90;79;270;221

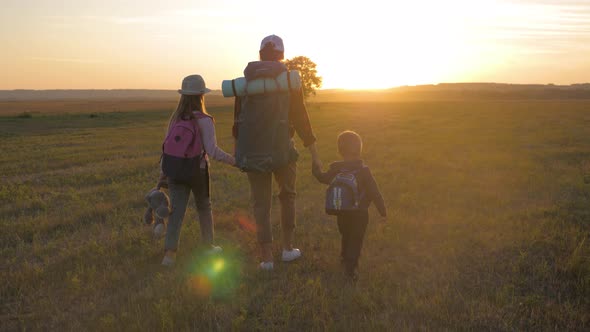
1;0;589;89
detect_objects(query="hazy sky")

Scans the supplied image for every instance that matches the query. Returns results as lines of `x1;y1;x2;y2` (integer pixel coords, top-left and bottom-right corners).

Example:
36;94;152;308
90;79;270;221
1;0;589;90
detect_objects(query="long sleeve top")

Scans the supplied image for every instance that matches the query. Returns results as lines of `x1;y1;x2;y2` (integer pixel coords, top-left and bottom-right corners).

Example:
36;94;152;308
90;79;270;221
196;116;235;167
312;160;387;217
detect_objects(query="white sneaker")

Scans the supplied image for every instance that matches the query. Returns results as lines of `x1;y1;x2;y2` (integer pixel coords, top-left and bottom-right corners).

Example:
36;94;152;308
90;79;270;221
259;261;274;271
281;248;301;262
153;223;165;238
161;255;175;267
205;245;223;255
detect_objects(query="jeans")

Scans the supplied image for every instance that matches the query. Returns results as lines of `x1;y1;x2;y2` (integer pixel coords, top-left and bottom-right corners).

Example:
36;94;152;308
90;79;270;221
165;166;213;251
337;210;369;274
246;162;297;244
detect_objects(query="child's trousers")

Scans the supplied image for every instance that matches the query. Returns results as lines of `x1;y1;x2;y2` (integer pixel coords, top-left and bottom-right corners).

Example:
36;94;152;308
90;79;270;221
165;166;213;251
337;210;369;274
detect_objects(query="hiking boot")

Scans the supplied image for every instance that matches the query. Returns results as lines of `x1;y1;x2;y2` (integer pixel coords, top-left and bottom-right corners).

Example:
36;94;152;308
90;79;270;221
281;248;301;262
259;261;274;271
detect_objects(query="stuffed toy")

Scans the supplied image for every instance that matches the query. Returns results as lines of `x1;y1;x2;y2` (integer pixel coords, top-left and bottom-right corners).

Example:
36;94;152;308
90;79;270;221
143;188;171;237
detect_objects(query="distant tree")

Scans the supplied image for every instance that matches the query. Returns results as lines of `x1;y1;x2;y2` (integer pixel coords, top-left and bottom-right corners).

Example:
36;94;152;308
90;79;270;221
284;56;322;99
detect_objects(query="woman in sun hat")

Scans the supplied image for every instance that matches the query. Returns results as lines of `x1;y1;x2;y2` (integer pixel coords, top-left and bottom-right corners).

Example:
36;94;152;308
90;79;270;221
159;74;235;267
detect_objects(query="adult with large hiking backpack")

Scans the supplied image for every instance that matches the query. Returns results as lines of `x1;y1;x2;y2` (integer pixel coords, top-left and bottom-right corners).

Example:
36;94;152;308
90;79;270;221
232;35;321;270
159;75;235;267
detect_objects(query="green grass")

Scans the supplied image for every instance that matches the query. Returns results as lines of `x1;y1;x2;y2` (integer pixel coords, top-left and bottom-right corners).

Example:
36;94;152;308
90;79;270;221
1;100;589;331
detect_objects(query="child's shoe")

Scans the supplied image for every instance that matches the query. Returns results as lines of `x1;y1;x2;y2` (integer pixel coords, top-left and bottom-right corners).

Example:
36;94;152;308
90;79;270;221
346;270;359;284
161;251;176;267
259;261;274;271
205;245;223;255
154;222;166;238
281;248;301;262
342;263;359;283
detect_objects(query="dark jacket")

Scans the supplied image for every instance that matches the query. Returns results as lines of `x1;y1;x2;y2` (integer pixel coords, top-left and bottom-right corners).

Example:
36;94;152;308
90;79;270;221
232;89;316;148
312;160;387;217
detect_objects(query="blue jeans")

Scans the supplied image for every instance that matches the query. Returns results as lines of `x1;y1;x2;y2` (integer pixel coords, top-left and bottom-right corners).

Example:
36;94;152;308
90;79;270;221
165;166;213;251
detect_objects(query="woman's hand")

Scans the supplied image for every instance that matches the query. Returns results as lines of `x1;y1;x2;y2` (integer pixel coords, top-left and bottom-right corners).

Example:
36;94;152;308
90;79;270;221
308;142;322;169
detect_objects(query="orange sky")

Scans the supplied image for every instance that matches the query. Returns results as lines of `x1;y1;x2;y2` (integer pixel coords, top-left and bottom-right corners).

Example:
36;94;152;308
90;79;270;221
1;0;589;90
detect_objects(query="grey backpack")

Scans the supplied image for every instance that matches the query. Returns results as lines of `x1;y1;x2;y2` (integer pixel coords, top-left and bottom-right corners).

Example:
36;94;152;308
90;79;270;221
325;169;363;215
235;61;298;172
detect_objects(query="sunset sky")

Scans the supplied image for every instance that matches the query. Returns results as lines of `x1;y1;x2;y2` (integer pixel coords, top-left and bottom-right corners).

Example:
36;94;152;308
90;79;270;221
1;0;589;90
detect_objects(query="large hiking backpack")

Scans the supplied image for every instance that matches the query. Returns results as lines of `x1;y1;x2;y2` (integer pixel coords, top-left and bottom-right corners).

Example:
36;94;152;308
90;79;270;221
161;113;208;183
235;61;298;172
325;169;363;215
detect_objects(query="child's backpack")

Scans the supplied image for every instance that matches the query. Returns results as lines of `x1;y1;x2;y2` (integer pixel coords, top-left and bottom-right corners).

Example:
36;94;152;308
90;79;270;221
234;61;298;172
325;169;363;215
161;113;208;183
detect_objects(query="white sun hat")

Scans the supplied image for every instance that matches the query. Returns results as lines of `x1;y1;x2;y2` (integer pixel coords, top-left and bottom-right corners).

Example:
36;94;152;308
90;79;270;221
178;75;211;95
260;34;284;52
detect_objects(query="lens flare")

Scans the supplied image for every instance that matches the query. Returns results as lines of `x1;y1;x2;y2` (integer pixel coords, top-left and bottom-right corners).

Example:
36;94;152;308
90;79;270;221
235;213;257;233
185;249;242;299
187;274;212;297
212;259;225;273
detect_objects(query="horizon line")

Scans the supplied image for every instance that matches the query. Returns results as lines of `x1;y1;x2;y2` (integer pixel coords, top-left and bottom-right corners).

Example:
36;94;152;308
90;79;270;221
2;82;590;92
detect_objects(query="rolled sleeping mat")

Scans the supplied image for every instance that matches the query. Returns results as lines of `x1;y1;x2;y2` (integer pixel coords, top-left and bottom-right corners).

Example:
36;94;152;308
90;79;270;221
222;70;301;97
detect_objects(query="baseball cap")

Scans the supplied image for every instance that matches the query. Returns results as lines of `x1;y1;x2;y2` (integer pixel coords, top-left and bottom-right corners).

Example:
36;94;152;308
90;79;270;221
260;34;284;52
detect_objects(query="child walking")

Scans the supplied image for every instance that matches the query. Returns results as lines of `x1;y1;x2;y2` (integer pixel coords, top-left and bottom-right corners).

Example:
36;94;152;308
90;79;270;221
160;75;235;267
312;131;386;280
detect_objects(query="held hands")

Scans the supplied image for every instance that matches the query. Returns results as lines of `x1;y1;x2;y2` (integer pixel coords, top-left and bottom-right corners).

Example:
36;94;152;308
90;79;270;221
308;142;322;170
312;157;323;171
311;156;323;180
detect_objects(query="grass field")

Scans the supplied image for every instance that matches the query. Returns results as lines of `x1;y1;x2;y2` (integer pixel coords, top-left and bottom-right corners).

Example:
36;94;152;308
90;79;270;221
1;98;589;331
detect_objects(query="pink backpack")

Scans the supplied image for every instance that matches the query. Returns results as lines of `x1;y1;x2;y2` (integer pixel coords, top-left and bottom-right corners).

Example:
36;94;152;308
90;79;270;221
161;112;210;182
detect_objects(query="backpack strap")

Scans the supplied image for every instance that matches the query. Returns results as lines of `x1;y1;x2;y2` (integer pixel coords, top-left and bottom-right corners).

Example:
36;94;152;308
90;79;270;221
286;70;292;90
192;111;213;120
